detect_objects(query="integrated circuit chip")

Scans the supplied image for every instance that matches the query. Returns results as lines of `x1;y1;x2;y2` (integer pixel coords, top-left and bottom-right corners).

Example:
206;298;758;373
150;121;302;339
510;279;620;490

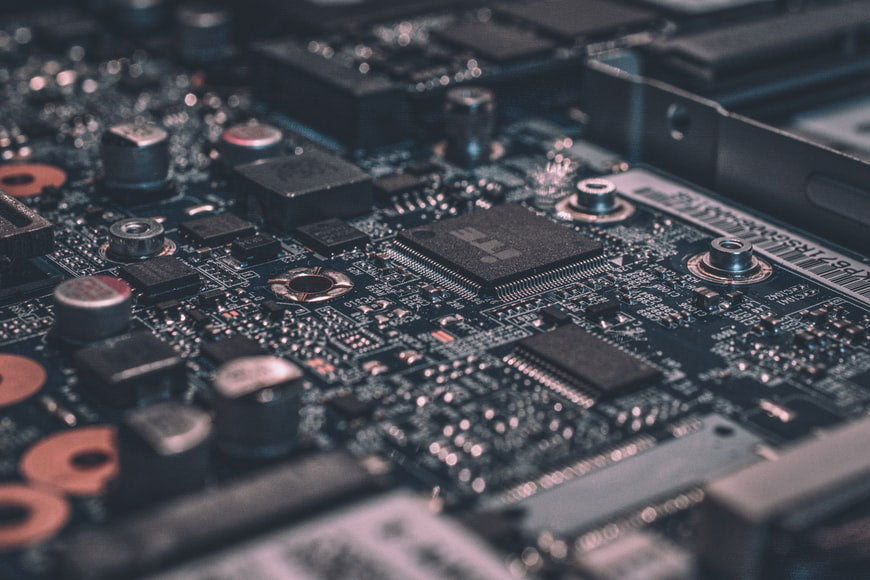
120;256;201;303
497;0;656;41
201;334;266;365
252;39;411;147
435;21;555;63
395;204;603;297
179;213;255;247
234;150;373;231
515;324;661;394
294;218;369;256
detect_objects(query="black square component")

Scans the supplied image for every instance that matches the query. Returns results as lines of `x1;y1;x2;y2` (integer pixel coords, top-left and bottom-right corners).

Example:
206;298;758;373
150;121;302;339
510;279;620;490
498;0;656;41
234;150;373;230
517;324;661;395
230;234;281;263
201;334;266;365
395;204;602;295
435;20;555;63
120;256;201;303
294;218;369;256
179;213;255;247
74;331;185;406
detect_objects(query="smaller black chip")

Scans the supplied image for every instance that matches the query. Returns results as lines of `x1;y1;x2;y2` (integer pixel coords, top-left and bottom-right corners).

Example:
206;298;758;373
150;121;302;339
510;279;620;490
230;234;281;264
373;173;427;200
327;393;374;421
120;256;201;303
294;218;369;256
435;20;555;63
201;334;266;365
517;324;661;395
179;213;255;247
498;0;656;41
585;299;620;320
74;331;185;406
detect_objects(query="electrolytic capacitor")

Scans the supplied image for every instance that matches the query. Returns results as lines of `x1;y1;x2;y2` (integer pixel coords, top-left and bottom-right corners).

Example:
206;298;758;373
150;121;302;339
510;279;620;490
53;275;132;342
175;2;233;64
444;86;496;166
113;402;212;508
219;123;283;169
101;123;170;200
212;355;304;459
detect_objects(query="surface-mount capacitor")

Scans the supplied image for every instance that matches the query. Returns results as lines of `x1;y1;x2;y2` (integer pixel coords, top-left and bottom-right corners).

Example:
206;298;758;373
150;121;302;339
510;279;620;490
212;355;304;459
53;275;132;342
112;401;212;508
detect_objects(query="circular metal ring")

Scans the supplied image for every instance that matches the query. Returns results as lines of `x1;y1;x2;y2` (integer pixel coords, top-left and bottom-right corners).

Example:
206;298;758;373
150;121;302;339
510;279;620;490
268;267;354;303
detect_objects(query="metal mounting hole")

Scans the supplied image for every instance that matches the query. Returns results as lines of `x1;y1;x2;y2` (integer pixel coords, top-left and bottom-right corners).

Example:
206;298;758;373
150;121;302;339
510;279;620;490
287;274;334;294
0;503;30;526
71;450;111;470
1;173;35;186
121;222;151;235
667;103;691;141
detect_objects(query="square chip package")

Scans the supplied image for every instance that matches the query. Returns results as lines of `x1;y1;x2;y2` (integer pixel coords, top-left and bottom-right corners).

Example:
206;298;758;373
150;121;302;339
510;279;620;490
234;150;373;231
395;204;603;297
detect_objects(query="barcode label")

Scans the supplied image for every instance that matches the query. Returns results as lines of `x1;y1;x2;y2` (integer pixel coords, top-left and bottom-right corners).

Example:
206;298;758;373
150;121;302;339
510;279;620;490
609;169;870;307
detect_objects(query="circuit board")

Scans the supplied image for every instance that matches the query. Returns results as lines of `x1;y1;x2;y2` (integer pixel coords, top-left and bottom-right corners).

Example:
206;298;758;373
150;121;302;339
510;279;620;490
1;1;869;579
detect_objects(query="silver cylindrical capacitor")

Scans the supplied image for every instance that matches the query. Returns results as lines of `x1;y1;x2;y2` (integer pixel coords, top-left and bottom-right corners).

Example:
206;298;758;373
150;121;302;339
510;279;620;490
219;123;283;169
175;2;233;64
101;123;170;195
212;355;304;459
444;86;496;166
113;401;212;508
53;275;132;342
108;217;166;261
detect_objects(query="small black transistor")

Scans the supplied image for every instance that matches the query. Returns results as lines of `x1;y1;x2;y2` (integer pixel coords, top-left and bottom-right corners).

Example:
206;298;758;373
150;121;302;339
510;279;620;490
120;256;201;303
230;234;281;264
294;218;369;256
201;334;266;365
179;213;255;247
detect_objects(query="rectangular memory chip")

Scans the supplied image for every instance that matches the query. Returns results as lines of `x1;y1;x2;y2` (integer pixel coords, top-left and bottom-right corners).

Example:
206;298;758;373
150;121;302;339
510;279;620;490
517;324;661;394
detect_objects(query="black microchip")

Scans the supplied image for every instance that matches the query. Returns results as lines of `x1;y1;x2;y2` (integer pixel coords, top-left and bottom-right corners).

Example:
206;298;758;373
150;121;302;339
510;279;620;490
498;0;656;41
585;299;620;320
230;234;281;263
120;256;201;303
252;39;411;147
294;218;369;256
234;150;373;231
201;334;266;365
373;173;427;200
179;213;255;247
435;20;555;63
73;331;185;406
517;324;661;394
396;204;602;294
